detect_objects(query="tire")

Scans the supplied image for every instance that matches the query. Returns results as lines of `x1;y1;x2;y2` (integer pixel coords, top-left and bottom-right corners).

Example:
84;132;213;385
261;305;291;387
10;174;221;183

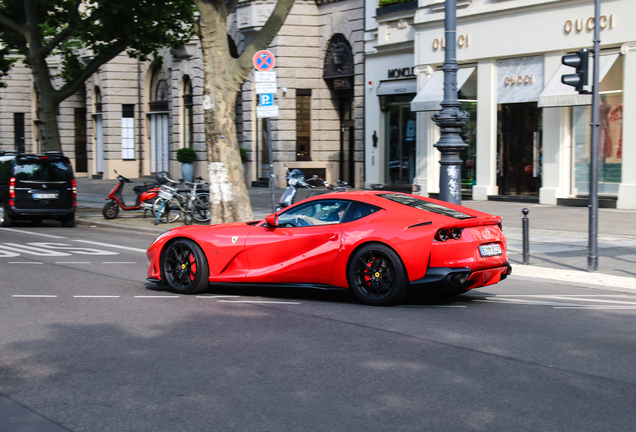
102;200;119;219
0;205;12;227
60;215;75;227
153;197;181;224
192;193;211;222
347;243;408;306
162;239;210;294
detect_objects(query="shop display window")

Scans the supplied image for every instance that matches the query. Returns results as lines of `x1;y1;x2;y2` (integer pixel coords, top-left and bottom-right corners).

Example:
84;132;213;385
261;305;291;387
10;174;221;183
571;56;623;196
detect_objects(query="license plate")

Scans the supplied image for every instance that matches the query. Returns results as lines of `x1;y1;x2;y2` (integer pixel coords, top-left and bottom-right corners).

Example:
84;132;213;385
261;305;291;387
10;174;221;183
33;193;58;199
479;244;502;257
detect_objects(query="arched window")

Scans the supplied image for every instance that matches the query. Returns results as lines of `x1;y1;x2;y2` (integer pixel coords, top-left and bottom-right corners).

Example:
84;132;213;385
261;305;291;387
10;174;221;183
149;66;169;112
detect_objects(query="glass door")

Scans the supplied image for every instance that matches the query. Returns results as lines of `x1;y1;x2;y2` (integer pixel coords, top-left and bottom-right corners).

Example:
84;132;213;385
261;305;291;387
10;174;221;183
385;96;416;185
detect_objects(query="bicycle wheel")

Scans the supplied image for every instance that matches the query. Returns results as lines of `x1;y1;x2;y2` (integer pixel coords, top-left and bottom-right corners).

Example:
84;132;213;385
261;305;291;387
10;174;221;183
192;193;211;222
153;196;182;223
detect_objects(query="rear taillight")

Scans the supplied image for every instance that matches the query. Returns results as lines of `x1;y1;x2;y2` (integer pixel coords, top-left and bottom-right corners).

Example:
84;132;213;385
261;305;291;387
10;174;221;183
72;179;77;206
451;227;463;240
435;228;449;242
9;177;15;206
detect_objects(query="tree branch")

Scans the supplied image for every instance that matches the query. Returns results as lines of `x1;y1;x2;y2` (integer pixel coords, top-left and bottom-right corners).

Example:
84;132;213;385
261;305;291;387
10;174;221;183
226;0;240;16
53;41;127;103
41;0;84;57
0;12;27;35
238;0;295;72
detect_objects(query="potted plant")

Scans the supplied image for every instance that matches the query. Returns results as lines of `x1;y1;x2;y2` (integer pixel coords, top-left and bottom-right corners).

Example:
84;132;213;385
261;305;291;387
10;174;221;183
176;147;197;182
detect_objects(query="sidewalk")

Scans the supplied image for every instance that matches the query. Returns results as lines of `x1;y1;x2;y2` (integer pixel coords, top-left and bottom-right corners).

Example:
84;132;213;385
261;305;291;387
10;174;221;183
74;177;636;293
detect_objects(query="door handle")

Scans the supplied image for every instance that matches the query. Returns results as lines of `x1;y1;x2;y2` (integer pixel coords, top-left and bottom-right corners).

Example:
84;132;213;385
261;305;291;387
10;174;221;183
329;234;339;241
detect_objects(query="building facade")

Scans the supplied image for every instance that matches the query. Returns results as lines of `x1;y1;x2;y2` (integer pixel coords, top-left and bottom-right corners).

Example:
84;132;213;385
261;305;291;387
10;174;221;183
0;0;364;189
365;0;635;209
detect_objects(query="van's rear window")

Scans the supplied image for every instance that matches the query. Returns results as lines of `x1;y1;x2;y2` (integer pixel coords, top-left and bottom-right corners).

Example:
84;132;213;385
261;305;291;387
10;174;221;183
378;193;474;219
15;161;72;181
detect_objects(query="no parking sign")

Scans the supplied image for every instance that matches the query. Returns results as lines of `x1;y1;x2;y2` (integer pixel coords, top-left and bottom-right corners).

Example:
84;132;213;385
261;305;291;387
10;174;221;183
253;50;275;72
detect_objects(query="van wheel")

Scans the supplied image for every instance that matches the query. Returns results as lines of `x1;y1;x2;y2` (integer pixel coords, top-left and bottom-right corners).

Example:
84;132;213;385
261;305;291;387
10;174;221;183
0;206;12;227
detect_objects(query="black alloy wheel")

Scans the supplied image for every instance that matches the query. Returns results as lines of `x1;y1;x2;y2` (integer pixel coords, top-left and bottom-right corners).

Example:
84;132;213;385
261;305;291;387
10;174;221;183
162;239;210;294
347;243;408;306
102;200;119;219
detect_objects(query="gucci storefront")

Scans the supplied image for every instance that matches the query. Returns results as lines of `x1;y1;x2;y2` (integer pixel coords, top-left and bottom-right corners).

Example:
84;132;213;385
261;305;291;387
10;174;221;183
406;0;636;209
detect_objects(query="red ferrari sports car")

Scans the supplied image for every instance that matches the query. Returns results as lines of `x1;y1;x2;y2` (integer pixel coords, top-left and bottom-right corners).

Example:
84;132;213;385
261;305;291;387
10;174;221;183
147;191;510;305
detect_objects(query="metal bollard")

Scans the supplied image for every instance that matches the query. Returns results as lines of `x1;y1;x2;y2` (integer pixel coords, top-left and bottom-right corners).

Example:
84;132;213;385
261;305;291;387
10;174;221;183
522;208;529;265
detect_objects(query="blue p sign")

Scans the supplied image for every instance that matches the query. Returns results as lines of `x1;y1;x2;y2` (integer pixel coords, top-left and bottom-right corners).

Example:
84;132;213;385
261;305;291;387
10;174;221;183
259;94;274;106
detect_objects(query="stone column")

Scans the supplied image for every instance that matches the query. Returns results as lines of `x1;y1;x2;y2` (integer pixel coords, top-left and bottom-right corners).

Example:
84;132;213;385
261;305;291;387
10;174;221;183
472;58;498;201
617;42;636;210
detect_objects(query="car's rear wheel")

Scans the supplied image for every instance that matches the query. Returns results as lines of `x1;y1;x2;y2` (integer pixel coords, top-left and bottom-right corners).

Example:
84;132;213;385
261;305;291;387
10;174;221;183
162;239;209;294
102;200;119;219
347;243;408;306
0;205;12;227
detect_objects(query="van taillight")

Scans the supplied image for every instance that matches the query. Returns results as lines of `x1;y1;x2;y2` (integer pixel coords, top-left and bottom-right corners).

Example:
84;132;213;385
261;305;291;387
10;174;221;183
9;177;15;206
72;178;77;206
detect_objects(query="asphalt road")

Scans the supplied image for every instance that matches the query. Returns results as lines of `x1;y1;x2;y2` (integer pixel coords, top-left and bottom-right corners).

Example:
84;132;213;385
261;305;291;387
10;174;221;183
2;225;636;431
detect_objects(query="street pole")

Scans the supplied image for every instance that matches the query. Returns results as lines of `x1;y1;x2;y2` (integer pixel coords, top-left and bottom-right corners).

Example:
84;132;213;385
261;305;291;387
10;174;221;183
588;0;601;272
431;0;469;205
266;118;276;213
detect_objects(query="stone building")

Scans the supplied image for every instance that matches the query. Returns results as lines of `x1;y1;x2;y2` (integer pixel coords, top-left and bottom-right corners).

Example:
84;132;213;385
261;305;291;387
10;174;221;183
0;0;365;190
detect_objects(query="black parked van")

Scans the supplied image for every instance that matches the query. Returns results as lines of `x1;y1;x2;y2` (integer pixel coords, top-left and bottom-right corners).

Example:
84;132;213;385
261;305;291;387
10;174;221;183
0;151;76;227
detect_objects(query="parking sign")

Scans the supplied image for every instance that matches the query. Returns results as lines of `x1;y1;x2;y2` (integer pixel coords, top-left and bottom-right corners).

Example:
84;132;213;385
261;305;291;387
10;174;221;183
259;94;274;106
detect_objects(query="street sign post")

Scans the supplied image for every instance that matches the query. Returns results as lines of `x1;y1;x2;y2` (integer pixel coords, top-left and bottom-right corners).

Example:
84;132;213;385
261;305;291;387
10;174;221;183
253;50;278;211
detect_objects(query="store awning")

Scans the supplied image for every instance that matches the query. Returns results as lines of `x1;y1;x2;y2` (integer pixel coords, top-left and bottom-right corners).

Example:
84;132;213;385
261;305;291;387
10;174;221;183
410;67;476;112
376;79;417;96
537;53;619;107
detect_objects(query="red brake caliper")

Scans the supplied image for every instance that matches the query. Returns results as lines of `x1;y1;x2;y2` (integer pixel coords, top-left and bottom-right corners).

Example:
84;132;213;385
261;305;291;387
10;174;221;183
189;253;196;281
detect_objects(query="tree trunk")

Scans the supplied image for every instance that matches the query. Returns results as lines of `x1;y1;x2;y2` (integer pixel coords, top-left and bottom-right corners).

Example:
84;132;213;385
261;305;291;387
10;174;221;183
195;0;295;223
36;92;62;152
197;1;255;224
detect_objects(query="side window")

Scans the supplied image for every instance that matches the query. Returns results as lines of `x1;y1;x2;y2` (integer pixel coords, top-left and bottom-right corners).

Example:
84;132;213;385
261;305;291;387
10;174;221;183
0;158;14;184
342;202;381;223
278;200;350;227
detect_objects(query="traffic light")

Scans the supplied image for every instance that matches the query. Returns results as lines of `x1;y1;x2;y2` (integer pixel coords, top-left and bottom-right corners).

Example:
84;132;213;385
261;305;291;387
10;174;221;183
562;49;590;94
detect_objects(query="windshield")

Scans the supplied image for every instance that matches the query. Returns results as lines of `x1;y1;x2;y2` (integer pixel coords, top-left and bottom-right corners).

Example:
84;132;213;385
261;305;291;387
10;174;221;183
15;160;72;181
378;193;474;219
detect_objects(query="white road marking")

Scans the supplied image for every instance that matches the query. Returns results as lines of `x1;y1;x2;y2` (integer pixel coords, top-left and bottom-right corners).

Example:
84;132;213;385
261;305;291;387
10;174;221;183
0;228;66;239
217;300;301;304
134;295;180;298
73;295;121;298
73;240;147;253
27;242;119;255
0;243;70;256
13;295;57;298
55;262;91;264
102;262;136;264
196;295;240;298
554;306;636;310
474;298;578;306
7;261;43;264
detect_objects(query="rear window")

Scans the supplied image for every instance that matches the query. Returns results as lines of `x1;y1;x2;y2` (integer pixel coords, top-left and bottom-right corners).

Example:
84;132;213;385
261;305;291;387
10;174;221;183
15;159;73;181
378;193;474;220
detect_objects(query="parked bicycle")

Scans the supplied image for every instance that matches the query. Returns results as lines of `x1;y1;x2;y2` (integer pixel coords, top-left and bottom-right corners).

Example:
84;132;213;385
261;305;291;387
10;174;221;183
152;175;211;225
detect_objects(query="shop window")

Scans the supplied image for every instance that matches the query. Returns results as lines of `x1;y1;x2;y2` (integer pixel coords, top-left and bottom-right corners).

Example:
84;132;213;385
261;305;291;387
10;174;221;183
385;95;416;185
571;56;623;196
296;89;311;161
121;104;135;160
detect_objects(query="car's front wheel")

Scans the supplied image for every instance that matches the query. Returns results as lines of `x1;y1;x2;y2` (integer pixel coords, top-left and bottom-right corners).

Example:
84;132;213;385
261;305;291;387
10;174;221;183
347;243;408;306
162;239;210;294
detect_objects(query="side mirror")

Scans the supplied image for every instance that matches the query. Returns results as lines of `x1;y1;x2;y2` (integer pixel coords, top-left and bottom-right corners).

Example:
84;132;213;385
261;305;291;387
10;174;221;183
265;213;278;227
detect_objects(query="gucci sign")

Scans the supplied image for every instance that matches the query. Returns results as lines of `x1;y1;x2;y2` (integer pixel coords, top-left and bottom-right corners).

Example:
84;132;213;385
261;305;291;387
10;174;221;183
504;75;535;86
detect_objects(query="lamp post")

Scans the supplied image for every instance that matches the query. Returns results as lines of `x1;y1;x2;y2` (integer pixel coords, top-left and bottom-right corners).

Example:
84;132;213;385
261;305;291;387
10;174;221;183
432;0;469;205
